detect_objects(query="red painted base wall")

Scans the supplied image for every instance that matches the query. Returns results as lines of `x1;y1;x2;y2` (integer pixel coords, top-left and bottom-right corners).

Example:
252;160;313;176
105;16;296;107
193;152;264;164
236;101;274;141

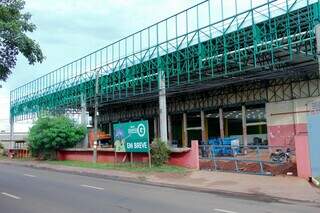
168;141;199;169
58;141;200;169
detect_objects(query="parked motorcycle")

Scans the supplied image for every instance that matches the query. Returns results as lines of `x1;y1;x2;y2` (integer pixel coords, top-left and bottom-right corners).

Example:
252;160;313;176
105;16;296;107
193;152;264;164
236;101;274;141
270;148;291;163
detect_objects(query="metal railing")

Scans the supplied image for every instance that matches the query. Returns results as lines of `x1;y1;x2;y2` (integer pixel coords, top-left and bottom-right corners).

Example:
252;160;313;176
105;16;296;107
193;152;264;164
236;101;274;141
199;144;296;175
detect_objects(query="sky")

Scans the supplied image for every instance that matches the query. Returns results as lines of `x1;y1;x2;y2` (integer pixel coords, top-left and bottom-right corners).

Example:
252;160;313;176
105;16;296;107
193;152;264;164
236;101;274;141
0;0;206;132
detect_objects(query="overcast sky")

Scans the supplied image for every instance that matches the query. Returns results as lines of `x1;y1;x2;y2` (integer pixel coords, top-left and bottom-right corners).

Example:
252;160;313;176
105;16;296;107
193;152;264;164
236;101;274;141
0;0;207;132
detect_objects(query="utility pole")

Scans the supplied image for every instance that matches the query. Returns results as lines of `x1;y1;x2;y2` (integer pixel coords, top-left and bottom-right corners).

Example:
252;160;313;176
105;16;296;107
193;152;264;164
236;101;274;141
9;90;14;150
93;69;100;163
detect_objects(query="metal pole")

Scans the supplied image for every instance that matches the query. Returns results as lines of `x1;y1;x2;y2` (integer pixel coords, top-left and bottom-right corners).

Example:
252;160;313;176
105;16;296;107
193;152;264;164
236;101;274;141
93;69;100;163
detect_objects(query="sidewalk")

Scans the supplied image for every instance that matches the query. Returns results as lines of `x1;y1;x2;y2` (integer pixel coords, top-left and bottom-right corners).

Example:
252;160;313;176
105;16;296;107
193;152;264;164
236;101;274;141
1;159;319;204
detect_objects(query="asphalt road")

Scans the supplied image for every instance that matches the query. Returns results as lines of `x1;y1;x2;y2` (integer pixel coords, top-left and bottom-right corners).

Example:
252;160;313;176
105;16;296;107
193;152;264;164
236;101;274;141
0;164;319;213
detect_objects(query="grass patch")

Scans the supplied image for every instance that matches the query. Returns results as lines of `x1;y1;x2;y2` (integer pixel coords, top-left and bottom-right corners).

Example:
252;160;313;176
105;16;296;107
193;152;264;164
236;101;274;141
0;155;7;160
46;160;188;174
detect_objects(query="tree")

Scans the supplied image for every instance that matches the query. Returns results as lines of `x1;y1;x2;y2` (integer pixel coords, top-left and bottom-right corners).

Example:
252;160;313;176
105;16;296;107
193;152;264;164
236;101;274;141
28;116;86;160
0;0;44;81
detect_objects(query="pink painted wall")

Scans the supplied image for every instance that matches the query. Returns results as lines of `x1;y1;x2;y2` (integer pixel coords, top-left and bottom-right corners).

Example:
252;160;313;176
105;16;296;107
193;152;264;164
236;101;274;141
294;134;312;179
57;141;200;169
168;140;199;169
268;123;307;148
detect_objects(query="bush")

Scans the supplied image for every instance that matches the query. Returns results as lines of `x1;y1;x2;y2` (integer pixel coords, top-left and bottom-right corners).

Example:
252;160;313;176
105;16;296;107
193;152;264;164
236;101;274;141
150;138;170;167
0;143;5;156
28;116;86;160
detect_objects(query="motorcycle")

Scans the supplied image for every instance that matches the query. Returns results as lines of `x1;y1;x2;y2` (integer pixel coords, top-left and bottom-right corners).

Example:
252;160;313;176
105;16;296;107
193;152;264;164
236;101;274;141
270;148;291;163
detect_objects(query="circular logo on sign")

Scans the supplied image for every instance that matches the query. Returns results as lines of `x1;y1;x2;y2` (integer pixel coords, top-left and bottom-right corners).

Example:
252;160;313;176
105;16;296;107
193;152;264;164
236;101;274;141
137;123;146;137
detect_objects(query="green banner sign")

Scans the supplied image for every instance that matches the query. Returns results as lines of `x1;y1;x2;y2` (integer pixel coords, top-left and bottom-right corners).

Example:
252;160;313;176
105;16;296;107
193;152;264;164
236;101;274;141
113;120;149;153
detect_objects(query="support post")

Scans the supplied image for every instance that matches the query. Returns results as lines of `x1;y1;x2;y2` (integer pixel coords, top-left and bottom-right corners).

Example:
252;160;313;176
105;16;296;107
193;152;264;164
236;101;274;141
109;122;112;137
93;69;100;163
9;91;14;150
168;115;173;146
9;117;14;150
159;69;168;142
81;94;88;148
153;117;158;139
242;105;248;154
201;110;206;143
182;112;188;147
219;108;224;139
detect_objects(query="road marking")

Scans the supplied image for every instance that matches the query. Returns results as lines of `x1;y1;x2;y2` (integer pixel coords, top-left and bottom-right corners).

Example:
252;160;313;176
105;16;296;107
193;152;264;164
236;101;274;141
214;209;238;213
1;192;21;200
23;174;36;178
80;184;104;190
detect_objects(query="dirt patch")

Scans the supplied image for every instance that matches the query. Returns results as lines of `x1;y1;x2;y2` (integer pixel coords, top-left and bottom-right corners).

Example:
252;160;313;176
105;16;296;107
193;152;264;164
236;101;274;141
200;159;297;176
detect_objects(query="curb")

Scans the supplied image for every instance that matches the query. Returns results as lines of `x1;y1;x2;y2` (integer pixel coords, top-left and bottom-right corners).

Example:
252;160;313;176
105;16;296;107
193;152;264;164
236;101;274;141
311;177;320;187
1;160;320;207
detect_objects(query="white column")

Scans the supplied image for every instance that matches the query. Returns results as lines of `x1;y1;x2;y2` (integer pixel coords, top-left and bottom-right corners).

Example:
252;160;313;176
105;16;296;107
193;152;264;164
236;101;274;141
219;108;224;139
93;70;99;163
159;69;168;142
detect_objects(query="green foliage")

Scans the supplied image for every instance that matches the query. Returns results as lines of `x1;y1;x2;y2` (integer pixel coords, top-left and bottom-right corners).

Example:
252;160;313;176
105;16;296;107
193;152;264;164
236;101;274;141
0;0;44;81
28;116;86;160
0;142;5;156
150;138;170;167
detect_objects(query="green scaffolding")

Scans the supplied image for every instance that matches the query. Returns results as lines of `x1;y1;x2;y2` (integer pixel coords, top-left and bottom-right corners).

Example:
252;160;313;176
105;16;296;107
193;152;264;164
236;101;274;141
10;0;320;121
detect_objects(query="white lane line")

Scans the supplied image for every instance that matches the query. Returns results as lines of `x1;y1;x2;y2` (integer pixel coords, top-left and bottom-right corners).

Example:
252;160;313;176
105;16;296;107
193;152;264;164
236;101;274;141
1;192;21;200
80;184;104;190
214;209;238;213
23;174;36;178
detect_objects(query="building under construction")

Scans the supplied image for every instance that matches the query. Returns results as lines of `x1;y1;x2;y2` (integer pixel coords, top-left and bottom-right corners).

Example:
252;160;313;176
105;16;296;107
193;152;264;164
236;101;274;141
9;0;320;172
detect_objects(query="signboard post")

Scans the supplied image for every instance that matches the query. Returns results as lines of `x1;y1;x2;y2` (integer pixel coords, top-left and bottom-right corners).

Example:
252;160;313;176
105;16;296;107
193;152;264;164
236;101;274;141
114;121;151;167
